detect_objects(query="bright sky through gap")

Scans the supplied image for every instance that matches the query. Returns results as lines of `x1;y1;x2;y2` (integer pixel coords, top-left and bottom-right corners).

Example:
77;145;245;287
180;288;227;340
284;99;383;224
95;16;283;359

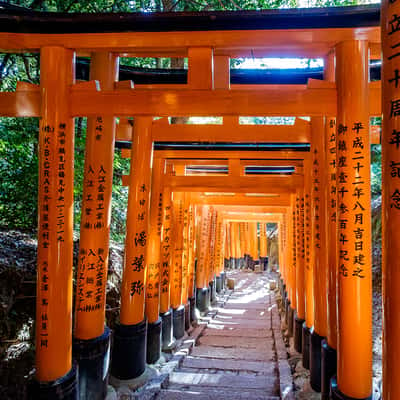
235;58;324;69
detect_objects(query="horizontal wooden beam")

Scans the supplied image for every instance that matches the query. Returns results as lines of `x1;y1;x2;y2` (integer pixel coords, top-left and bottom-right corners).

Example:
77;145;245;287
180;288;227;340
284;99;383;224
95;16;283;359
0;82;381;118
192;194;291;206
216;206;288;213
0;27;380;56
150;118;311;143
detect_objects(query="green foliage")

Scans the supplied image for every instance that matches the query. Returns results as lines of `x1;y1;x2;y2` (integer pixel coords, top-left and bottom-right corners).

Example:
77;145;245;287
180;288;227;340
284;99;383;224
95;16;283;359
0;118;39;230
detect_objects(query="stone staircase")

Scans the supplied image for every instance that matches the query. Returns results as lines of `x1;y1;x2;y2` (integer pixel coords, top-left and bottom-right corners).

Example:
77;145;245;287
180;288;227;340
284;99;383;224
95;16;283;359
156;272;283;400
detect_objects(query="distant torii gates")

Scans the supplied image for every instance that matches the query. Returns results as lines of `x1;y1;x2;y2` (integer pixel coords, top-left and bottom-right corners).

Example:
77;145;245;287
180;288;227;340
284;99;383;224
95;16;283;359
0;3;398;400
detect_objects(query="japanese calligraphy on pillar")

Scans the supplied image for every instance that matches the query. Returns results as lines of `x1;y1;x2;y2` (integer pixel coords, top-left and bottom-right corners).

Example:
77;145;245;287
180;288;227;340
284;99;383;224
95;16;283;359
336;119;369;279
312;147;321;250
304;161;312;270
160;187;172;312
383;0;400;216
181;202;189;302
197;206;211;288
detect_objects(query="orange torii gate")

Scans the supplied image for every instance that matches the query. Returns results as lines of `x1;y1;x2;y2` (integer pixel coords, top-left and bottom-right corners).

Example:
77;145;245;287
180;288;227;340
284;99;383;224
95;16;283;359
0;4;394;400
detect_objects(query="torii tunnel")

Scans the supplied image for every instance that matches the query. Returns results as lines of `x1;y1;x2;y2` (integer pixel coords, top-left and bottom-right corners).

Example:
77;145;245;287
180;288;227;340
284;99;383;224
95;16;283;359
2;2;400;399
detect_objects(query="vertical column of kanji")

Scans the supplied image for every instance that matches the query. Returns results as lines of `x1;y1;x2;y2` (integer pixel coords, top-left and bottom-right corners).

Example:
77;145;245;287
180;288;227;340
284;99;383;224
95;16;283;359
244;221;251;268
170;191;185;339
208;209;217;304
321;115;338;397
303;157;314;370
216;215;225;292
309;117;329;392
196;205;210;312
111;117;152;382
32;46;77;399
144;157;163;364
239;222;246;268
182;194;191;331
187;204;197;324
288;194;297;337
331;40;371;400
259;223;267;271
382;3;400;398
159;166;174;350
294;188;306;354
73;52;118;400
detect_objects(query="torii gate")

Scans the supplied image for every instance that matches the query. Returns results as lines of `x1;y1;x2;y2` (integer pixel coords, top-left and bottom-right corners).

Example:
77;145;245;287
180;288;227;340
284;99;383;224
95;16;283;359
0;4;397;400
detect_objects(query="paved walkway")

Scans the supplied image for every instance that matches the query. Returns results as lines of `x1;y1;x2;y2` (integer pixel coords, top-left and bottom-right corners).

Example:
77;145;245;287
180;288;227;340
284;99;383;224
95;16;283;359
156;271;290;400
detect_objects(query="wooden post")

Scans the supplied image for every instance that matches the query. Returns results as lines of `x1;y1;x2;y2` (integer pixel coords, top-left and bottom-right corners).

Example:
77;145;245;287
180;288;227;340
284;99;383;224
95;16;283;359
145;157;164;363
170;191;185;339
310;116;329;392
73;52;118;398
303;157;314;370
111;117;153;381
331;40;372;400
33;46;78;396
159;166;174;350
259;223;268;271
382;2;400;397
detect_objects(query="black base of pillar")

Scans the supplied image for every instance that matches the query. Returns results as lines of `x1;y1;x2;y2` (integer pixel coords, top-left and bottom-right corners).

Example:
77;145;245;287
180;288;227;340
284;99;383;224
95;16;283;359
73;326;111;400
146;318;162;364
196;287;208;313
284;298;291;326
288;307;294;337
184;302;191;331
220;272;226;290
160;309;174;351
205;287;211;309
28;365;78;400
302;323;311;370
321;340;337;400
111;319;147;380
330;376;372;400
172;305;185;339
209;280;216;304
294;316;305;354
216;275;222;293
229;257;234;269
310;327;324;393
189;296;197;324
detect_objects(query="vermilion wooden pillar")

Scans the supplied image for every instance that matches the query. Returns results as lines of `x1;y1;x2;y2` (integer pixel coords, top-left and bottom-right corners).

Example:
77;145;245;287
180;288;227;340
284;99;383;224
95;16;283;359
294;188;306;353
331;40;372;400
145;157;164;363
310;116;329;392
111;117;153;381
32;46;78;399
159;167;174;350
196;205;211;312
303;157;314;370
187;203;197;324
287;194;297;337
73;52;118;399
382;2;400;397
170;191;185;339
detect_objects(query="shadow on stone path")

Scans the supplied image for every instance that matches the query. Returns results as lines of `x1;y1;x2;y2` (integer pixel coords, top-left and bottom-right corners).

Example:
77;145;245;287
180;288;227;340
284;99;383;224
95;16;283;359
156;270;290;400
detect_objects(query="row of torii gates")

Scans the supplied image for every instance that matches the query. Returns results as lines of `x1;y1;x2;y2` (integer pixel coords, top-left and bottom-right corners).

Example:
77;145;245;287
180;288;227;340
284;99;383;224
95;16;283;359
1;2;400;400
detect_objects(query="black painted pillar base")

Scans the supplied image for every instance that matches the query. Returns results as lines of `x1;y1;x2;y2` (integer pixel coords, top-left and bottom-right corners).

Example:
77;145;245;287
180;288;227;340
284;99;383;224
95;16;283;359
172;305;185;340
321;340;337;400
160;309;174;351
28;365;78;400
111;319;147;380
330;376;372;400
215;275;222;293
310;327;324;393
184;302;191;331
302;323;311;370
146;318;162;364
205;286;211;309
220;272;226;290
196;287;208;313
294;315;305;354
189;296;197;324
209;280;216;304
284;298;291;326
73;327;111;400
287;307;295;337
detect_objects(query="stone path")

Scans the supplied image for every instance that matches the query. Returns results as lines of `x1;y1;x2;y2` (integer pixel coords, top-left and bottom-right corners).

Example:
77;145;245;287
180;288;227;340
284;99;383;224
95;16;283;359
156;271;287;400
